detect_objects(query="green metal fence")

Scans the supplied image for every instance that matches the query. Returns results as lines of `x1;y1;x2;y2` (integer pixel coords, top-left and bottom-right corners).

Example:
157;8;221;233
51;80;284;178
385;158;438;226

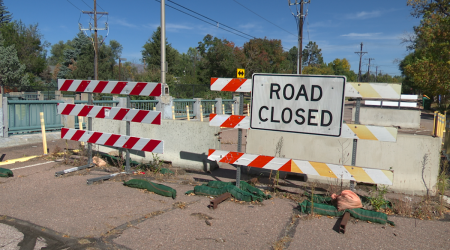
7;100;64;135
173;99;195;119
131;100;159;110
201;100;217;117
223;99;235;114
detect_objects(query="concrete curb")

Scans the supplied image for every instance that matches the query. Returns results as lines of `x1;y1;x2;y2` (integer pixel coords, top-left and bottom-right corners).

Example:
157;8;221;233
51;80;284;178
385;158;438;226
0;132;61;149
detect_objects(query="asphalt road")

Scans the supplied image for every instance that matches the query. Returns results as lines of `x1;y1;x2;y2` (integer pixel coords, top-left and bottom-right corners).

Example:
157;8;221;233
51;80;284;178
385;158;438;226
0;155;449;249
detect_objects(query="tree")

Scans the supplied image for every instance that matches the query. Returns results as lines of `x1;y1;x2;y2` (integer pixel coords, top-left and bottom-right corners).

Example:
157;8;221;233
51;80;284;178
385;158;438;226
328;58;357;81
407;0;450;17
0;21;48;77
242;37;285;76
48;40;73;65
0;0;12;25
404;12;450;97
302;41;324;67
197;34;244;82
141;26;179;74
0;33;28;93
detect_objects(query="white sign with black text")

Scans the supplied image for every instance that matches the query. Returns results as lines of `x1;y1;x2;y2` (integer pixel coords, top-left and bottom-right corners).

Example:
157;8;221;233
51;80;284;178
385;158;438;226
250;74;346;136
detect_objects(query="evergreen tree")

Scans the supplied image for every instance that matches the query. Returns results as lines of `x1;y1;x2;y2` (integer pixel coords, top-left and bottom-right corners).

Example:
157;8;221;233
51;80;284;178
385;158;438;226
0;0;12;26
0;33;28;93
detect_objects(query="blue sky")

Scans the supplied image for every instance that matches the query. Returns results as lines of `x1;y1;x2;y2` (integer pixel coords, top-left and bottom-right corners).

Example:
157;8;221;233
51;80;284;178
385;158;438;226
4;0;419;76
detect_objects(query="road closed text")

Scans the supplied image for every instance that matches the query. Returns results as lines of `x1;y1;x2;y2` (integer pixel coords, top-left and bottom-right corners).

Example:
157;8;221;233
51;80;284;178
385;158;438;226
258;83;332;127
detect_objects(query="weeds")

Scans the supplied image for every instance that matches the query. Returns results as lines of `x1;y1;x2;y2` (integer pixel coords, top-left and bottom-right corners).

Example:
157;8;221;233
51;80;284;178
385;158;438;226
437;158;449;216
367;185;389;211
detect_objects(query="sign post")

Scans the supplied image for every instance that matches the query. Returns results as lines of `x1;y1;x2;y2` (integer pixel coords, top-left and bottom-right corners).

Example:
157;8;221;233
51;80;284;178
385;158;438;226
250;74;346;136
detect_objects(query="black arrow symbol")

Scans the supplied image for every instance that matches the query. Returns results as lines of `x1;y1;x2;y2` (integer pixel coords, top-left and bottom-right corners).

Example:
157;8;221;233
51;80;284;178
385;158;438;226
238;71;244;76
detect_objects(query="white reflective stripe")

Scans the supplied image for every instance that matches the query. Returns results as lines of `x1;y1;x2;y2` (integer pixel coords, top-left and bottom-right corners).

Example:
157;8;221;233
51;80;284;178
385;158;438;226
67;80;82;92
208;150;231;161
101;82;116;94
140;83;159;96
292;160;320;176
57;103;66;114
340;125;357;139
152;141;164;154
106;107;122;119
70;104;83;116
131;138;150;150
366;125;396;142
113;136;128;148
96;133;112;145
140;111;160;124
234;154;259;166
327;164;355;180
120;82;136;95
78;131;91;142
263;157;290;170
210;115;228;126
364;168;393;185
370;83;400;99
88;106;103;117
401;94;418;100
63;128;77;139
125;109;138;120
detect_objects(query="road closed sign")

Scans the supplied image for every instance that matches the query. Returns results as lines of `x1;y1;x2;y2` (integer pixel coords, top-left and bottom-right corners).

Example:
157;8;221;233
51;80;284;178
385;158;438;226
250;74;346;136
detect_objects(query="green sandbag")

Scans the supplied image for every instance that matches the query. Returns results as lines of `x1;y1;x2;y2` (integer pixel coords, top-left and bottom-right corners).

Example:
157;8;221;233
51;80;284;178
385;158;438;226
193;185;229;197
299;200;344;217
188;181;270;202
206;181;233;189
303;192;333;204
0;168;13;178
123;179;176;199
298;200;395;225
348;208;395;226
239;181;271;199
227;185;263;202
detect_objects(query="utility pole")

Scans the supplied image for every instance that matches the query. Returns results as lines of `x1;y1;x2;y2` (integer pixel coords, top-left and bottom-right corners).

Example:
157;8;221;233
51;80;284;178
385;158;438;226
80;1;108;80
119;58;127;81
80;0;108;170
354;42;367;82
161;0;166;85
289;0;310;74
367;58;374;82
375;66;378;82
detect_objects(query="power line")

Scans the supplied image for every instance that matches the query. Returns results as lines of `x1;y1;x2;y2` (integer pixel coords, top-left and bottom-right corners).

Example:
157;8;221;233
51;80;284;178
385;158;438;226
232;0;297;37
154;0;254;40
165;0;256;39
66;0;82;12
96;1;105;11
80;0;93;10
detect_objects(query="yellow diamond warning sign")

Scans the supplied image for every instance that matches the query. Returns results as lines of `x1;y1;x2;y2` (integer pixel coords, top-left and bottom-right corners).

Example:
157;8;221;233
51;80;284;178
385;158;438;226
237;68;245;78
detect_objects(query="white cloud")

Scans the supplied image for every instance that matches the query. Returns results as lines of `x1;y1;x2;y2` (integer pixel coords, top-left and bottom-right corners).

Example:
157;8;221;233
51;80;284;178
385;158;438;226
110;17;137;28
143;23;193;31
341;32;382;38
346;10;381;20
341;32;401;40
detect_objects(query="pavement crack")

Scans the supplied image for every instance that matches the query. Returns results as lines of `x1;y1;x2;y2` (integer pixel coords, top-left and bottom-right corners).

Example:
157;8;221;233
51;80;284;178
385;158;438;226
100;199;202;244
272;209;301;250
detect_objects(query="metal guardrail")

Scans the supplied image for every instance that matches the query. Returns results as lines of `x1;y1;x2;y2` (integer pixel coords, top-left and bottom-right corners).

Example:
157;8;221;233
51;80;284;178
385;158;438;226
75;100;119;107
7;100;64;135
173;99;195;119
131;100;159;110
201;100;217;117
223;99;235;115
